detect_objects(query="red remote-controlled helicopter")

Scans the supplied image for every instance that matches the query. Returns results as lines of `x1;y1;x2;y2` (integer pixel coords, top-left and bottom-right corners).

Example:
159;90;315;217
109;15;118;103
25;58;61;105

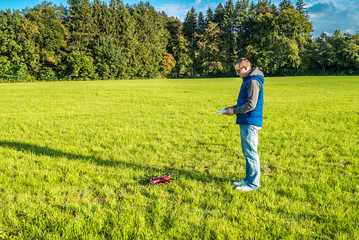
148;173;174;185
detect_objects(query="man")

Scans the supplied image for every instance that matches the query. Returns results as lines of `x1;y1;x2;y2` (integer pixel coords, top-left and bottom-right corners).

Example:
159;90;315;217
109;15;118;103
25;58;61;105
224;58;264;191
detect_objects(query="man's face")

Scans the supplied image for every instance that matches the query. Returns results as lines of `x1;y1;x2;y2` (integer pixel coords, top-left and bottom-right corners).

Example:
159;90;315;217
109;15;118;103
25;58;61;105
235;64;248;78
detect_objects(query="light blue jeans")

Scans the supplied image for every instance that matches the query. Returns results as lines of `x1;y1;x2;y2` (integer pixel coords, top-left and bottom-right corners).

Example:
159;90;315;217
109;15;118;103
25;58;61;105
240;124;262;189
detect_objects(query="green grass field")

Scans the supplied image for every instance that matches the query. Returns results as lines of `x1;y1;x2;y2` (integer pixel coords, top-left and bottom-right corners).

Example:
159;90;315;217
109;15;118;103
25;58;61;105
0;76;358;239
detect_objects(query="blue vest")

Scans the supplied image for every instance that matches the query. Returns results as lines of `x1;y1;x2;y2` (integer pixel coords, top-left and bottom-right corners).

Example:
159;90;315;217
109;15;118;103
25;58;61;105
236;75;264;127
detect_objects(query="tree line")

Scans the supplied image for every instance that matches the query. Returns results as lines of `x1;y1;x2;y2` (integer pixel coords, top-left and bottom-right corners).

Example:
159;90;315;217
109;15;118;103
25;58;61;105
0;0;358;82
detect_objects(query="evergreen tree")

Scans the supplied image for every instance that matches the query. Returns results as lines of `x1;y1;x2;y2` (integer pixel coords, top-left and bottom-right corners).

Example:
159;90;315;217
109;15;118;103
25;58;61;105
198;22;224;76
213;3;224;25
111;0;136;78
236;1;257;58
223;0;237;74
279;0;294;12
172;34;192;77
67;0;96;54
197;12;207;35
183;7;199;76
92;35;125;79
270;4;278;15
183;7;198;45
165;17;191;77
129;2;167;78
296;0;308;19
165;17;182;55
235;0;249;19
256;0;271;15
206;8;214;25
235;0;250;57
92;0;111;37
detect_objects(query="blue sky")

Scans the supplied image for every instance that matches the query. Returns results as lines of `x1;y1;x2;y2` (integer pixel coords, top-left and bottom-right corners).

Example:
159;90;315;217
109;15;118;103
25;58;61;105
0;0;357;37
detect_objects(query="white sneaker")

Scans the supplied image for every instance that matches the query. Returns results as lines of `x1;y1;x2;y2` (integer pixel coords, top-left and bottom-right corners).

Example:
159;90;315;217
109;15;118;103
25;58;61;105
235;184;255;191
233;180;246;186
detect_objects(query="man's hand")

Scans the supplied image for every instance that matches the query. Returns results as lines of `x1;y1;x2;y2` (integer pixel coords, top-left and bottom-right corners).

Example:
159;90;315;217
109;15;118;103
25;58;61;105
224;107;235;115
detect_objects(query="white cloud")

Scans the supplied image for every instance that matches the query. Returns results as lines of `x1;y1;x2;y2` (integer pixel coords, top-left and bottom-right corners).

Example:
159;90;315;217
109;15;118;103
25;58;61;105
344;29;355;35
156;4;190;20
306;0;359;36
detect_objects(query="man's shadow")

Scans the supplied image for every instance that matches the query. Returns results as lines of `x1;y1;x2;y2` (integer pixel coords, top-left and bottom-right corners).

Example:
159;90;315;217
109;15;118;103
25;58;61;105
0;140;228;184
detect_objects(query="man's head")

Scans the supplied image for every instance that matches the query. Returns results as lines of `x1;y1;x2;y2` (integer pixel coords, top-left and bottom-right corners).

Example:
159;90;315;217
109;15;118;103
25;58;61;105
234;58;251;78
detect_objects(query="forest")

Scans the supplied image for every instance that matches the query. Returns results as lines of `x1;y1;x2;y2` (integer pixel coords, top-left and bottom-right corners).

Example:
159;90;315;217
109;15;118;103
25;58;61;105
0;0;358;82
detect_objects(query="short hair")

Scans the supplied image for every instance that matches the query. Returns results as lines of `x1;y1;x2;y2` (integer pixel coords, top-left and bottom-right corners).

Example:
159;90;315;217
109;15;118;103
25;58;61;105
234;58;251;68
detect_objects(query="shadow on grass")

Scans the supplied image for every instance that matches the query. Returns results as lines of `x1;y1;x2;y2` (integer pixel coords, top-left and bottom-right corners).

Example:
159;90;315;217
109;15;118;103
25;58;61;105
0;140;228;184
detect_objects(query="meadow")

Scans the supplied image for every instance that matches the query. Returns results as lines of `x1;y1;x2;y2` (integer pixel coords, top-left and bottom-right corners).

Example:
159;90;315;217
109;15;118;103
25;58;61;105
0;76;358;239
